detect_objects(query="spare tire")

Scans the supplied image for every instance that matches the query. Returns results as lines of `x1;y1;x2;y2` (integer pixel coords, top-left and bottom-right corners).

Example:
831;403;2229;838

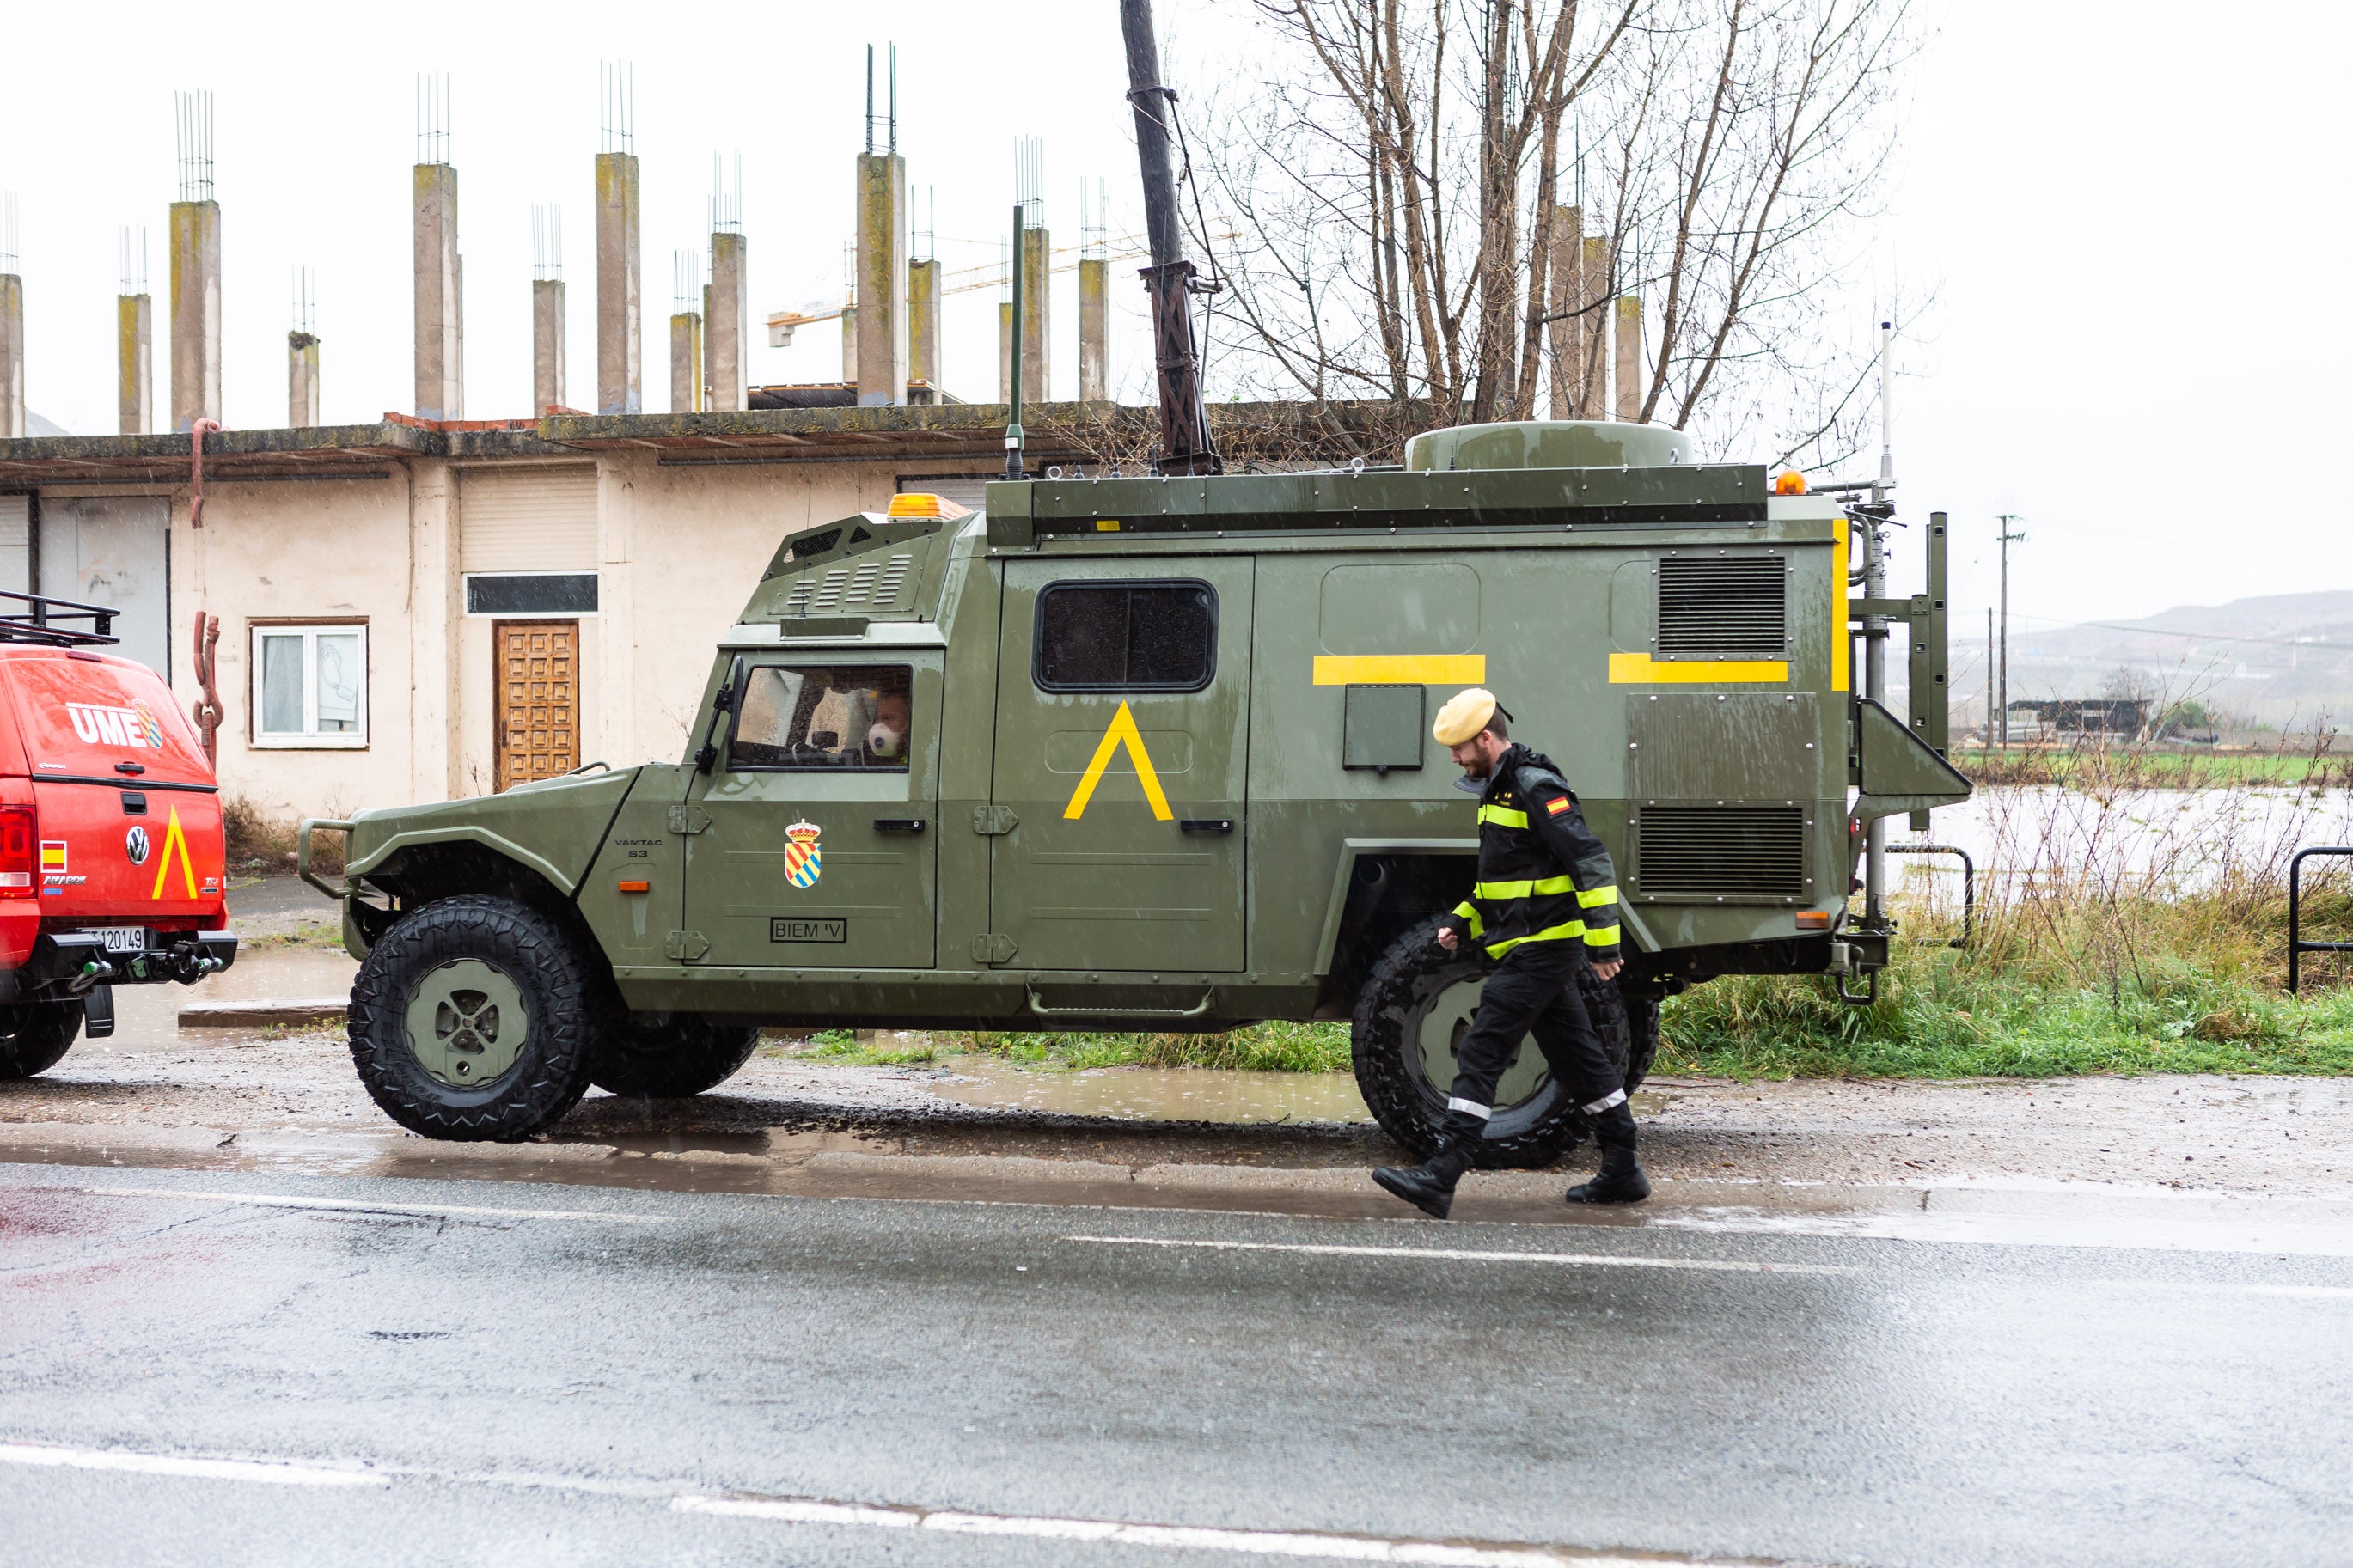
0;1001;83;1080
591;1016;761;1099
1350;917;1632;1169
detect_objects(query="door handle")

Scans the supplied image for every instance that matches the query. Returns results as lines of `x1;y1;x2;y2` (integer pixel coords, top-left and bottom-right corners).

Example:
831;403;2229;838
872;817;927;833
1178;818;1234;834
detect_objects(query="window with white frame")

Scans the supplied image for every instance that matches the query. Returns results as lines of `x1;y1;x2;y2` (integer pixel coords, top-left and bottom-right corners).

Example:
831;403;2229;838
252;624;367;748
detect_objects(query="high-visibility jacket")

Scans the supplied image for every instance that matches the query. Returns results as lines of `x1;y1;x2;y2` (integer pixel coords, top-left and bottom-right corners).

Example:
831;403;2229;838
1440;744;1623;964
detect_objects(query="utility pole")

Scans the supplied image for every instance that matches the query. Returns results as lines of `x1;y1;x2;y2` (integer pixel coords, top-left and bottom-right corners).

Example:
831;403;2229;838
1995;515;2026;747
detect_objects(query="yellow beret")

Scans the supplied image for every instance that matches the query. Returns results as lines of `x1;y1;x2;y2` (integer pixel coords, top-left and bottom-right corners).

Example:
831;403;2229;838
1432;687;1499;746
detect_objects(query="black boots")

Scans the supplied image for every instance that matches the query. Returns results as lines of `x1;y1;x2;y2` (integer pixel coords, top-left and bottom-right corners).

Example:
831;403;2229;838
1565;1101;1650;1205
1372;1134;1477;1220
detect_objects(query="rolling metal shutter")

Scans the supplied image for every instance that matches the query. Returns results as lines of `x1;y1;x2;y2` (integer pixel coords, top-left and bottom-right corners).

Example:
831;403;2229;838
0;497;26;597
458;467;598;575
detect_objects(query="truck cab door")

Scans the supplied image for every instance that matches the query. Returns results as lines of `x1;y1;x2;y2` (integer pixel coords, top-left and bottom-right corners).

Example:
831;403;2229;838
988;558;1253;973
678;650;941;969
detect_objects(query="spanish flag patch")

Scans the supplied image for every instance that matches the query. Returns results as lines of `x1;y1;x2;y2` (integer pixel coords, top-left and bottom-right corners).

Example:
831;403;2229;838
1545;796;1571;816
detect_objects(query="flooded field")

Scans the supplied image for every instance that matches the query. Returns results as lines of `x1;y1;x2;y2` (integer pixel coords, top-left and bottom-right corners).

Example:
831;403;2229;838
1890;781;2353;904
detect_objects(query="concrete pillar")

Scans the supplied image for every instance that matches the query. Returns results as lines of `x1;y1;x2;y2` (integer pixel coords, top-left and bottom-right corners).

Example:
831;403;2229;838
999;301;1012;402
1544;207;1579;420
669;311;703;412
1077;257;1107;403
405;459;460;801
0;274;21;439
1578;238;1610;418
594;455;636;770
854;152;907;406
840;307;858;385
595;152;641;415
413;162;463;421
118;293;151;434
1018;224;1050;402
168;199;222;433
532;279;565;414
907;258;940;393
1614;295;1643;422
706;231;747;412
287;331;320;427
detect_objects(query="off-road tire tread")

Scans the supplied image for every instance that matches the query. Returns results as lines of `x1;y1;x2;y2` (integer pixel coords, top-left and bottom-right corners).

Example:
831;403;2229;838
1352;916;1633;1170
590;1016;761;1098
348;894;601;1142
0;1002;83;1080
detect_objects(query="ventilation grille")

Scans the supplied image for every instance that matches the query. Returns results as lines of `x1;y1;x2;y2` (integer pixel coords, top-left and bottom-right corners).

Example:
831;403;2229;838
780;552;916;617
1657;555;1787;657
1634;806;1808;903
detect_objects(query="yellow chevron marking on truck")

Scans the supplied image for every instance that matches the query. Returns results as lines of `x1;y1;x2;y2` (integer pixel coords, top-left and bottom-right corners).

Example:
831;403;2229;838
150;806;198;900
1607;652;1789;684
1311;654;1486;686
1062;702;1175;821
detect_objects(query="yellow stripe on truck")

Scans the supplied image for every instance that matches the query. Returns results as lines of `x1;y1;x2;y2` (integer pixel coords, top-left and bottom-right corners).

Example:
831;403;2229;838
1312;654;1487;686
1607;652;1789;685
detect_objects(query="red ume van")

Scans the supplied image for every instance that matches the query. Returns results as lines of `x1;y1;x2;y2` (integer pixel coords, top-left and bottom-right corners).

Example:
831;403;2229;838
0;594;234;1079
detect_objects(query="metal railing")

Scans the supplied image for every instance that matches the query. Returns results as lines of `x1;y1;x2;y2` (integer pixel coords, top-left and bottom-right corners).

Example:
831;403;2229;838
1887;843;1974;949
2288;846;2353;997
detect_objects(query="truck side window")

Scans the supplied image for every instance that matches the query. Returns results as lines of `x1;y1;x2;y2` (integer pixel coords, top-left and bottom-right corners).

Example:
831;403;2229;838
1033;580;1216;693
730;664;913;772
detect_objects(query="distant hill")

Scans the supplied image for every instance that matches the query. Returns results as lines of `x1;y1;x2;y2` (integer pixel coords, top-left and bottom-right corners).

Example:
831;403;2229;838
1984;589;2353;731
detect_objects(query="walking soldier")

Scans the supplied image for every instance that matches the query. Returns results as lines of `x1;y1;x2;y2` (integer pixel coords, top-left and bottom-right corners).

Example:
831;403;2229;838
1372;688;1651;1218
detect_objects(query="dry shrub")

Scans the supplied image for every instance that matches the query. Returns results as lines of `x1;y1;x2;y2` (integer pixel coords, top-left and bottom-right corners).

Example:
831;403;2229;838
221;796;342;876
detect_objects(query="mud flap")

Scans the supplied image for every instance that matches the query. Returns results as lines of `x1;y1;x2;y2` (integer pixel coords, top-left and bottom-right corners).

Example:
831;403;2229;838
82;983;114;1040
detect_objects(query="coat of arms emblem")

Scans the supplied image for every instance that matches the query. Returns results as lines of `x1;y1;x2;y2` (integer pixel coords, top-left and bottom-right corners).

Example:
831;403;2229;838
783;819;822;888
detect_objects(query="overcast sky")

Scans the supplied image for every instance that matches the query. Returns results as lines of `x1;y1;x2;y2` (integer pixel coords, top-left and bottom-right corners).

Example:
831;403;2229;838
2;0;2341;647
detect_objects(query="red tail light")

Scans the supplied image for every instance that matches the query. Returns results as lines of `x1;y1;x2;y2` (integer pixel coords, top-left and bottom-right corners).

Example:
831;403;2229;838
0;804;34;898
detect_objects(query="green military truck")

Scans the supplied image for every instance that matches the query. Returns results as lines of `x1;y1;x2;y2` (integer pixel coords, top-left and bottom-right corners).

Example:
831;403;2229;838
301;418;1967;1158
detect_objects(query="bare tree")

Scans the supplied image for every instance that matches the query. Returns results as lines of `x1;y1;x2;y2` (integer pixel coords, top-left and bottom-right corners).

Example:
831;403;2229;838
1184;0;1922;466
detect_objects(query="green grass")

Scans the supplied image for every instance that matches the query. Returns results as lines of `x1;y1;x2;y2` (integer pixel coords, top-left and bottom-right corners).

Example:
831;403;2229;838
1659;891;2353;1079
783;1021;1352;1073
1953;746;2347;788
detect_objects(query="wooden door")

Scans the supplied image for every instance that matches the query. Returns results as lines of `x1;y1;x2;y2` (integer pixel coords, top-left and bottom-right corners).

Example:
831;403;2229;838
495;621;578;792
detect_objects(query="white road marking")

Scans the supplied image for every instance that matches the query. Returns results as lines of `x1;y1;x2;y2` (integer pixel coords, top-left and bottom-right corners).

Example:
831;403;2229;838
0;1439;1704;1565
0;1442;387;1488
675;1493;1687;1565
1062;1235;1851;1276
83;1187;659;1224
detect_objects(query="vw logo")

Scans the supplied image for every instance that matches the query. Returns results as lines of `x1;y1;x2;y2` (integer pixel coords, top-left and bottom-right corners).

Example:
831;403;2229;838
125;826;150;865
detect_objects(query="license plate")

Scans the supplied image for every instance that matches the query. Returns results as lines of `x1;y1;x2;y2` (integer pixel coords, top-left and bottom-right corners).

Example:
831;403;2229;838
94;928;146;955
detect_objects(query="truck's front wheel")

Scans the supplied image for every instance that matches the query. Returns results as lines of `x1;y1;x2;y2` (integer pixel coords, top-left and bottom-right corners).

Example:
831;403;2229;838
348;895;601;1142
1350;918;1633;1169
590;1016;761;1099
0;1001;83;1080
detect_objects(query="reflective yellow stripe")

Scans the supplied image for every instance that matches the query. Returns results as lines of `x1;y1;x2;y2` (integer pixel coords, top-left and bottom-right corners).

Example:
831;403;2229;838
1581;924;1621;947
1483;919;1585;957
1574;884;1620;908
1452;901;1486;938
1313;654;1488;686
1476;805;1528;828
1471;875;1576;900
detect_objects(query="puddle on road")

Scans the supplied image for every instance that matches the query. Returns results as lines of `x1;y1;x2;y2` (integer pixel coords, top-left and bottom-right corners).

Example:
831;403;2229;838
65;947;357;1061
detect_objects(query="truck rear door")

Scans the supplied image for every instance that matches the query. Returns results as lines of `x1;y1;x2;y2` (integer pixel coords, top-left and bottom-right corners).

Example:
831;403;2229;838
4;652;224;924
987;557;1253;973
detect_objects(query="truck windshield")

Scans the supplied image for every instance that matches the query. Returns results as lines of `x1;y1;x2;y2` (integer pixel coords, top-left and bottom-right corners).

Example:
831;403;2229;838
730;664;913;772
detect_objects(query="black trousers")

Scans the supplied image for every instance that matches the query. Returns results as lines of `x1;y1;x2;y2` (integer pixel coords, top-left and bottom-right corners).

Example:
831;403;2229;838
1446;941;1623;1125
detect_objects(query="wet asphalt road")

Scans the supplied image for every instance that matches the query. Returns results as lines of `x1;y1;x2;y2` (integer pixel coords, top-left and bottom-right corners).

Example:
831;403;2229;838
3;1166;2350;1567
